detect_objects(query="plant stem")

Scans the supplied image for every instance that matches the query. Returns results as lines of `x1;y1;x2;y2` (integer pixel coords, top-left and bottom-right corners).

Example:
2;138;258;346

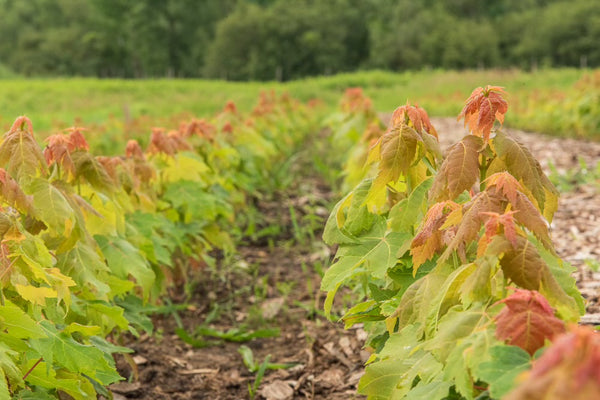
22;357;43;381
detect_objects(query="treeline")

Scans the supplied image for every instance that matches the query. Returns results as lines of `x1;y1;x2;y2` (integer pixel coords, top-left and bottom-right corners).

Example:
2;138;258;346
0;0;598;80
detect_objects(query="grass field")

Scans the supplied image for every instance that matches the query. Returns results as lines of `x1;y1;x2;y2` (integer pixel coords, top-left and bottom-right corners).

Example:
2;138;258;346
1;68;597;148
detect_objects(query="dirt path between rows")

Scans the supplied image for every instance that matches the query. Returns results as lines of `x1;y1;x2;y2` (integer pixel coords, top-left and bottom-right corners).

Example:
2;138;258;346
109;119;600;400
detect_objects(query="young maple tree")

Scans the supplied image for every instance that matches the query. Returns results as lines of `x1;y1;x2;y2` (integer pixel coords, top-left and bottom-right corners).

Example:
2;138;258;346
322;86;586;399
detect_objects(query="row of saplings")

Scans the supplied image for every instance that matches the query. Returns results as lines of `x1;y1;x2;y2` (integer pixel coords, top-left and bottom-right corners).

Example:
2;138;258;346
322;86;599;399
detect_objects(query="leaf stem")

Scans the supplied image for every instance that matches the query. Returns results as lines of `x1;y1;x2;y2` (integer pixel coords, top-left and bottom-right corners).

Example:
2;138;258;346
22;357;43;381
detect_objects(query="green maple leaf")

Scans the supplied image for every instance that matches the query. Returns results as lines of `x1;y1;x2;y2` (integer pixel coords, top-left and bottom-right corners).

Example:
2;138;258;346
476;345;531;398
23;359;96;400
389;177;433;233
0;300;45;339
26;178;79;238
95;235;155;300
321;220;410;314
56;241;112;298
359;324;446;399
30;321;121;386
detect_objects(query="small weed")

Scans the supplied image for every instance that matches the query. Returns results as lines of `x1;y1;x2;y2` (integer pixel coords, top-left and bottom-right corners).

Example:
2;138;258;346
238;345;298;400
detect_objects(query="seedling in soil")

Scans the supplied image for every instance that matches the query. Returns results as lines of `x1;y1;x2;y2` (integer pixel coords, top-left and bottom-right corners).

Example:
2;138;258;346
238;345;298;400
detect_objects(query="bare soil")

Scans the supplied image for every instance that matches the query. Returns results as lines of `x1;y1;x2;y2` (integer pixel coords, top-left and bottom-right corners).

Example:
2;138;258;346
109;119;600;399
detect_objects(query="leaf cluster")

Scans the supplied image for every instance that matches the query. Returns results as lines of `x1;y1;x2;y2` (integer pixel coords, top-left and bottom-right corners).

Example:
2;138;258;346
322;86;586;399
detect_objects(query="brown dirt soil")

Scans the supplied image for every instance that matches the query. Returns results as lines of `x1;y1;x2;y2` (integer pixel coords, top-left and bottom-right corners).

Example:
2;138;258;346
109;118;600;399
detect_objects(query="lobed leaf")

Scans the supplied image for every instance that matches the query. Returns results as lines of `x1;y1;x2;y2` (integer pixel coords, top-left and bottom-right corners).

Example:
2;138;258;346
367;124;423;201
458;86;508;141
476;345;531;399
430;135;483;202
0;117;47;182
491;131;559;221
388;104;438;138
494;289;565;355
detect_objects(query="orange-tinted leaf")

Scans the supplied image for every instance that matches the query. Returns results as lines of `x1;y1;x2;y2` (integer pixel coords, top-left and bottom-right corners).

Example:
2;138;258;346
495;289;565;355
223;100;238;115
506;325;600;400
478;210;519;255
484;172;521;205
182;118;216;140
411;201;460;270
70;152;114;192
513;191;553;250
389;104;438;138
440;190;505;261
10;116;33;134
340;87;375;115
65;127;90;151
490;235;545;290
430;135;483;201
44;134;75;176
0;116;47;180
492;131;559;221
147;128;179;156
96;156;124;185
0;169;34;214
369;124;423;194
125;140;145;160
222;122;234;134
458;86;508;141
485;172;553;250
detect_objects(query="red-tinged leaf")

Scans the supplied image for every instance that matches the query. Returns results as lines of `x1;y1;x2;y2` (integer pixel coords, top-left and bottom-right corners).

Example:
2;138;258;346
506;325;600;400
96;156;124;185
167;130;191;152
44;134;75;176
430;135;483;201
412;201;460;247
65;127;89;151
495;289;565;355
500;211;519;248
0;169;34;214
440;190;505;262
513;191;553;251
125;140;145;160
147;128;177;156
458;86;508;141
0;116;47;180
222;122;234;134
478;210;519;255
389;104;437;138
182;118;216;140
223;100;238;114
489;235;545;290
10;116;33;134
411;231;443;272
340;88;374;114
484;172;522;205
411;201;460;270
485;173;553;250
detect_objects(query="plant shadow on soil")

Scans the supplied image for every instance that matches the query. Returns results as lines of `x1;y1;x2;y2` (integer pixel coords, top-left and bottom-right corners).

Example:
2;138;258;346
110;176;367;400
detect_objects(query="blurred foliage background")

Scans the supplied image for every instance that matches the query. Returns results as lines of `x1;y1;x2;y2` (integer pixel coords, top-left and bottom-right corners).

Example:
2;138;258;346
0;0;598;80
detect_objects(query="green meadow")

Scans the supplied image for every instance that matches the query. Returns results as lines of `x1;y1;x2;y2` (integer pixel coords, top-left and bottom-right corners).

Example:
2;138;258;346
1;68;596;150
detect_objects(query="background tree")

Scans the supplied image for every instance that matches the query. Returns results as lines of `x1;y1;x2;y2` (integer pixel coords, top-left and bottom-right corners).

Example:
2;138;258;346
0;0;597;79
